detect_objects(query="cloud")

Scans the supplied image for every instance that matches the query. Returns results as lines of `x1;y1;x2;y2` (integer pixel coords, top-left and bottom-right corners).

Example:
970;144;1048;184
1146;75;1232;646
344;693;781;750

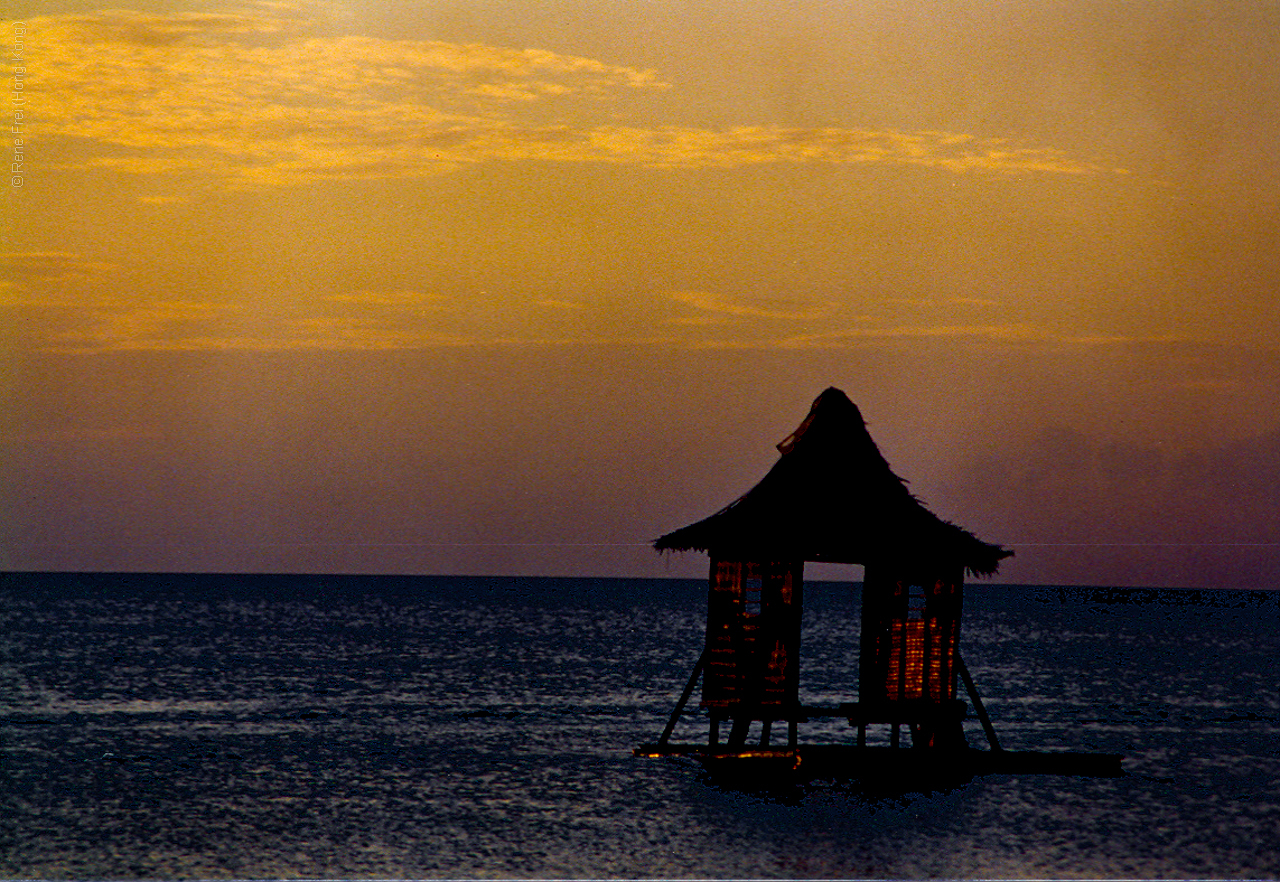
37;320;480;355
42;299;244;353
31;6;1114;188
666;289;838;321
944;297;1001;308
0;252;1156;354
281;315;475;350
651;287;1072;351
32;7;667;187
774;323;1054;348
1063;333;1189;347
584;127;1109;174
0;252;453;352
0;246;1235;355
322;289;448;309
0;251;120;285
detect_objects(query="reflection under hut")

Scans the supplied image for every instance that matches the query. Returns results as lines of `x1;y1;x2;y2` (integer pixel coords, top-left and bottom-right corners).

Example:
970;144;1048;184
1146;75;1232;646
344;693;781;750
637;388;1121;784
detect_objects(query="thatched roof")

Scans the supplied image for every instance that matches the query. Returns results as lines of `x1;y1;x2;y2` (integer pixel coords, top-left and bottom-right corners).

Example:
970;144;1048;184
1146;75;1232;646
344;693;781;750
654;388;1012;578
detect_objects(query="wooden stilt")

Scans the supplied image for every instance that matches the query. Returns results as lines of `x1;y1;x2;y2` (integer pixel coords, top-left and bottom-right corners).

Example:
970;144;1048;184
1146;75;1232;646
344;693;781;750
956;651;1002;752
759;719;772;746
659;649;707;747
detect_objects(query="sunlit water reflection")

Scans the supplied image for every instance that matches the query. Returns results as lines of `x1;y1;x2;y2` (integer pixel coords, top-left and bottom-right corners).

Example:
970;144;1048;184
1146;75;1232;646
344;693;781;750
2;574;1276;878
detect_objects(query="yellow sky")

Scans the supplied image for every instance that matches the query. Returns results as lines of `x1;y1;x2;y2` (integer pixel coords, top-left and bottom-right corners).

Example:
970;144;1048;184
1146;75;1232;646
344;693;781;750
3;0;1279;586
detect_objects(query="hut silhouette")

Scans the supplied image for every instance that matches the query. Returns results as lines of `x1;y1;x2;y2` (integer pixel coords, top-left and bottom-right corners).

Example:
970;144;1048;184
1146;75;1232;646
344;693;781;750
639;388;1120;782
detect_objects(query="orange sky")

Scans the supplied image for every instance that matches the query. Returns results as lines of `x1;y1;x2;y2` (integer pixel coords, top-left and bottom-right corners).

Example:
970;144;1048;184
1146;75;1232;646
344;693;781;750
3;0;1278;587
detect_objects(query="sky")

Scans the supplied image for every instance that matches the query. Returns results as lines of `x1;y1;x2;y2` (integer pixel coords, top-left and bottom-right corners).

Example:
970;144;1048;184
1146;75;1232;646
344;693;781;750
3;0;1278;588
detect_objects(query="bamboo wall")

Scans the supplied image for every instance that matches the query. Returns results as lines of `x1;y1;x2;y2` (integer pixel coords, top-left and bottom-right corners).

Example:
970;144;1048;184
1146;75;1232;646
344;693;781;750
860;568;963;705
701;558;803;713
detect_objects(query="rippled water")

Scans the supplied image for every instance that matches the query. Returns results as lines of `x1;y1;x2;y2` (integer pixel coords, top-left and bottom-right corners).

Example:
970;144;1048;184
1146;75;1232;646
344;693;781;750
2;573;1277;878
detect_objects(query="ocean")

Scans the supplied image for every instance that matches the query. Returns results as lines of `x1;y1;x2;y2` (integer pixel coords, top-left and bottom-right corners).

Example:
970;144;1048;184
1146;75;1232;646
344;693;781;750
2;572;1277;879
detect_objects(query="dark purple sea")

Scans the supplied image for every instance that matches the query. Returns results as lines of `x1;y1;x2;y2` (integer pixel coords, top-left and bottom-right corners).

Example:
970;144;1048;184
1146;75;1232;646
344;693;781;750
2;573;1278;879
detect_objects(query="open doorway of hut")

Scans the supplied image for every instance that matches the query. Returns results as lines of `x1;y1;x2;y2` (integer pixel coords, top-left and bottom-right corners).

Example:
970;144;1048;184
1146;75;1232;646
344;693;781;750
792;562;865;741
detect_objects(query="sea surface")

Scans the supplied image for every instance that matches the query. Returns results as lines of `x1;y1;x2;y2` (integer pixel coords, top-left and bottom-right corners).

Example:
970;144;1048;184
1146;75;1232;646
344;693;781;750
2;572;1278;879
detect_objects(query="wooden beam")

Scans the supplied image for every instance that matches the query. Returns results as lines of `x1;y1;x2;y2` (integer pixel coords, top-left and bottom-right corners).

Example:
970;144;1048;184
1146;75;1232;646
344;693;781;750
658;649;707;747
633;743;1124;780
956;651;1002;752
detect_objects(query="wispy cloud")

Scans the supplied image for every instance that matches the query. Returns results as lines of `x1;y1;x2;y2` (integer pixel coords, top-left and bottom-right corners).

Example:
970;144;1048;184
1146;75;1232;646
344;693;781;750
4;295;247;354
666;289;839;322
72;300;238;349
0;251;120;286
32;311;481;354
0;248;1131;354
0;277;1213;355
883;296;1003;309
774;323;1054;348
33;7;666;187
657;290;1055;350
322;289;448;309
533;298;589;310
1063;333;1189;347
31;5;1115;188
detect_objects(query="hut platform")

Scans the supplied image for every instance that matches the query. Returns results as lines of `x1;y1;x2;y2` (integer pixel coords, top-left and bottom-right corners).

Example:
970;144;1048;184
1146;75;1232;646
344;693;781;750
633;743;1124;787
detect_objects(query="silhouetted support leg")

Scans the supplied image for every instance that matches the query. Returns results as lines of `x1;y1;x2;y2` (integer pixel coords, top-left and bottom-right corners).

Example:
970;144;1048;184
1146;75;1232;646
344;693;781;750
659;649;707;747
956;651;1002;751
759;719;772;746
727;716;752;748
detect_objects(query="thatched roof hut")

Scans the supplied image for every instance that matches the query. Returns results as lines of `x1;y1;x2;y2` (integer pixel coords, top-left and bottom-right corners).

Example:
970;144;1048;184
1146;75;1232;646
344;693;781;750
639;395;1123;773
654;387;1010;578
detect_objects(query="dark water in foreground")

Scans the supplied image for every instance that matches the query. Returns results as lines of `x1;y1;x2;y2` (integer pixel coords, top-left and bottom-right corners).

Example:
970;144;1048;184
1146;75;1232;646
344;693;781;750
2;573;1278;879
